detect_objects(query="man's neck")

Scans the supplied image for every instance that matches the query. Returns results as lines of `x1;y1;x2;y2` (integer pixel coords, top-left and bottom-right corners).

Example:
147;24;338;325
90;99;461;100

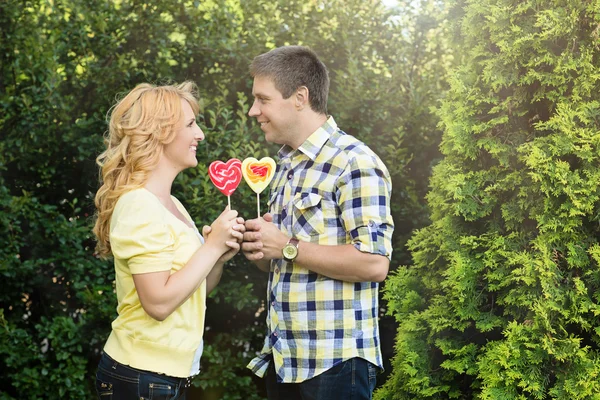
289;112;328;150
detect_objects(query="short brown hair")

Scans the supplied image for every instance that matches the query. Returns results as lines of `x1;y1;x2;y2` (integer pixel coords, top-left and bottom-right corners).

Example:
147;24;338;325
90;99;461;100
250;46;329;114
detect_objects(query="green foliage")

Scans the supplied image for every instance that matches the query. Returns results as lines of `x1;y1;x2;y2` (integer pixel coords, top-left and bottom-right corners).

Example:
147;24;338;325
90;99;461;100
379;0;600;398
1;0;444;398
0;187;112;398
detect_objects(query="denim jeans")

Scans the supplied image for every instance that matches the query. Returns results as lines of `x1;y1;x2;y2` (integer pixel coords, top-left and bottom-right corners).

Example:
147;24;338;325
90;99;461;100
265;357;378;400
95;352;189;400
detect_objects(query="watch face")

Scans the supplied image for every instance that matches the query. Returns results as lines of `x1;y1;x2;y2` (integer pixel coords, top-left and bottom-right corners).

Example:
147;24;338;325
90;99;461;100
283;244;298;260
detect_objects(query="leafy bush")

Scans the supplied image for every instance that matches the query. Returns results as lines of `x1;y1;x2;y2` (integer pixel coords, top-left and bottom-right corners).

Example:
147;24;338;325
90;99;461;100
378;0;600;398
0;0;447;398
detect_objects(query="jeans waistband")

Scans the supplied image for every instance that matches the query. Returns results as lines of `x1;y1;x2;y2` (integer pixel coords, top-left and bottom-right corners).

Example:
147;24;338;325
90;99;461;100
100;352;193;388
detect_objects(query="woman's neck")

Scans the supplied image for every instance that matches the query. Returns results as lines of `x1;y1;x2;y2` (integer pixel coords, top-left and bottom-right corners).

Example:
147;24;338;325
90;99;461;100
144;164;178;203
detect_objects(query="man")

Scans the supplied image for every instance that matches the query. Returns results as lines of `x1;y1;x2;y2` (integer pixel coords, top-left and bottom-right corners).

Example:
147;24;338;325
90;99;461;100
242;45;394;400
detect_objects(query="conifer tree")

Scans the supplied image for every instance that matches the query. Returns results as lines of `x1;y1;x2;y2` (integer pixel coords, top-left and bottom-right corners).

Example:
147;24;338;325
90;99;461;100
378;0;600;398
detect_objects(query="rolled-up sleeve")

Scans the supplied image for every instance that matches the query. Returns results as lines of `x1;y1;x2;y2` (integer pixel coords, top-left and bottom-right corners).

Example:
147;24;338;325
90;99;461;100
110;201;175;274
337;154;394;260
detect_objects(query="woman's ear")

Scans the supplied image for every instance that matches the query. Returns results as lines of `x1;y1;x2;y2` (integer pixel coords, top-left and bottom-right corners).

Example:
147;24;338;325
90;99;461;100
295;86;309;110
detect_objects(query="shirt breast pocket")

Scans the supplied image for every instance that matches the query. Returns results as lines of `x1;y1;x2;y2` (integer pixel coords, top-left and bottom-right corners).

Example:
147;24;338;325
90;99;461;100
292;192;325;238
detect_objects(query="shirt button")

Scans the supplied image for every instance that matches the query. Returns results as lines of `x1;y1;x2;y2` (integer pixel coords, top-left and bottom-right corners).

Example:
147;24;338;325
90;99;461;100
271;301;276;306
275;268;279;273
368;220;375;227
273;331;278;337
287;171;293;179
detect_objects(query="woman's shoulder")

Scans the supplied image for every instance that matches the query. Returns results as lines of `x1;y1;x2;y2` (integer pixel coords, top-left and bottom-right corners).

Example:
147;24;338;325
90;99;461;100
113;188;165;220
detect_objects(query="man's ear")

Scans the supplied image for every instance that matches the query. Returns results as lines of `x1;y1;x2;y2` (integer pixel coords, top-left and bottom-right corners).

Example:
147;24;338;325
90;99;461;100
295;86;309;110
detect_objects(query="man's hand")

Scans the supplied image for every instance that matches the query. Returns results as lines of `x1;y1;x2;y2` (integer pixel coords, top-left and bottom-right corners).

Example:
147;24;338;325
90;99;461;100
242;213;288;262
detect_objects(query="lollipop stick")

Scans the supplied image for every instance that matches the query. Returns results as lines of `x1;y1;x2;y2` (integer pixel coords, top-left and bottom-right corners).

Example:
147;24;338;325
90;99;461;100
257;192;260;219
227;195;231;210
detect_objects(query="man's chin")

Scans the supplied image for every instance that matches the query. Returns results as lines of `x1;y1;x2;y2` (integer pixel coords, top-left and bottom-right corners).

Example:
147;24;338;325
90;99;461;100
263;132;275;144
262;129;284;145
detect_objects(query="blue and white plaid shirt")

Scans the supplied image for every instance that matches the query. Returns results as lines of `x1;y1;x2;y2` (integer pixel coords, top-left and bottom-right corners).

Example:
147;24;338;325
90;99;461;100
247;116;394;383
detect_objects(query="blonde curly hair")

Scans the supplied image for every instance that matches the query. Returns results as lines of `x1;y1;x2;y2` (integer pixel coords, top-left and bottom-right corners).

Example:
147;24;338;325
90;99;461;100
93;81;200;257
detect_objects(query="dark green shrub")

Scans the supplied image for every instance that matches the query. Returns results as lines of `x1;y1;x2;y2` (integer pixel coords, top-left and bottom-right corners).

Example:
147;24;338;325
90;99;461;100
1;0;444;398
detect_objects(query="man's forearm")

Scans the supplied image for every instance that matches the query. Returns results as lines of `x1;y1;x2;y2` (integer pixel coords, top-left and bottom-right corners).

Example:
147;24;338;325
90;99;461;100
292;242;389;282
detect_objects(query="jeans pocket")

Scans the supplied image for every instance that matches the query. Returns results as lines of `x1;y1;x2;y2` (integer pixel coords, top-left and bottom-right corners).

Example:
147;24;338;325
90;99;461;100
95;377;113;398
139;373;178;400
149;383;176;400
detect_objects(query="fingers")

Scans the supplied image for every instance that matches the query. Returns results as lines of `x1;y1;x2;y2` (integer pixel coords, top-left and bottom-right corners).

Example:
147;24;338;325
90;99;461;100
242;239;263;252
212;211;239;233
243;250;264;261
225;241;240;250
217;245;240;264
231;229;244;242
244;218;262;232
233;223;246;234
236;217;246;241
262;213;274;223
219;205;230;216
243;231;262;243
228;221;245;243
225;209;239;220
206;212;259;258
219;207;239;221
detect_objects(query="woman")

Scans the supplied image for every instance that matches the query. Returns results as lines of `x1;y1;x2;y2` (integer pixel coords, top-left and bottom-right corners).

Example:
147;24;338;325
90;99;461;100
93;81;243;399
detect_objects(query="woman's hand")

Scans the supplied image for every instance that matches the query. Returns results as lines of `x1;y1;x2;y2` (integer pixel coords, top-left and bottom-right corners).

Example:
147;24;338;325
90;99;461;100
203;208;241;252
202;215;245;263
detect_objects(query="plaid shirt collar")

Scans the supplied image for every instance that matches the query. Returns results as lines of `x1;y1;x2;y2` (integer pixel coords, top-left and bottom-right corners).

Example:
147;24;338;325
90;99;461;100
278;116;337;162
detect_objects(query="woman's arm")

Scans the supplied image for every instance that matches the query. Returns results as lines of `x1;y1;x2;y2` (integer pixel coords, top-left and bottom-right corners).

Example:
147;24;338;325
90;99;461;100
133;209;243;321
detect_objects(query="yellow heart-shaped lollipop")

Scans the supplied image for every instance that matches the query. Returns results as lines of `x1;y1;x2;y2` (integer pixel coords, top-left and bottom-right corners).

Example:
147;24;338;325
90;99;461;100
242;157;276;194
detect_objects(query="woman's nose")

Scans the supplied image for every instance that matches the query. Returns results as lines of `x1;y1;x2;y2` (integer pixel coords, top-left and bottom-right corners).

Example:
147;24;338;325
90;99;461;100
196;127;205;141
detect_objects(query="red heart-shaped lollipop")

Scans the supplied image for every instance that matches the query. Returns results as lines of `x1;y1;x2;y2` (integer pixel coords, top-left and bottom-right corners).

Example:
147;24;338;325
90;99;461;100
208;159;242;196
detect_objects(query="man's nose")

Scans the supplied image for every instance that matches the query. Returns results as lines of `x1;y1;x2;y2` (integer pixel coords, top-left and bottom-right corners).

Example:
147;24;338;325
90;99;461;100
248;102;260;117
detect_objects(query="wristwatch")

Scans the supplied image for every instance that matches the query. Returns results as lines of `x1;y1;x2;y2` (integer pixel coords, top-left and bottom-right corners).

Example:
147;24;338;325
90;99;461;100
282;237;299;262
